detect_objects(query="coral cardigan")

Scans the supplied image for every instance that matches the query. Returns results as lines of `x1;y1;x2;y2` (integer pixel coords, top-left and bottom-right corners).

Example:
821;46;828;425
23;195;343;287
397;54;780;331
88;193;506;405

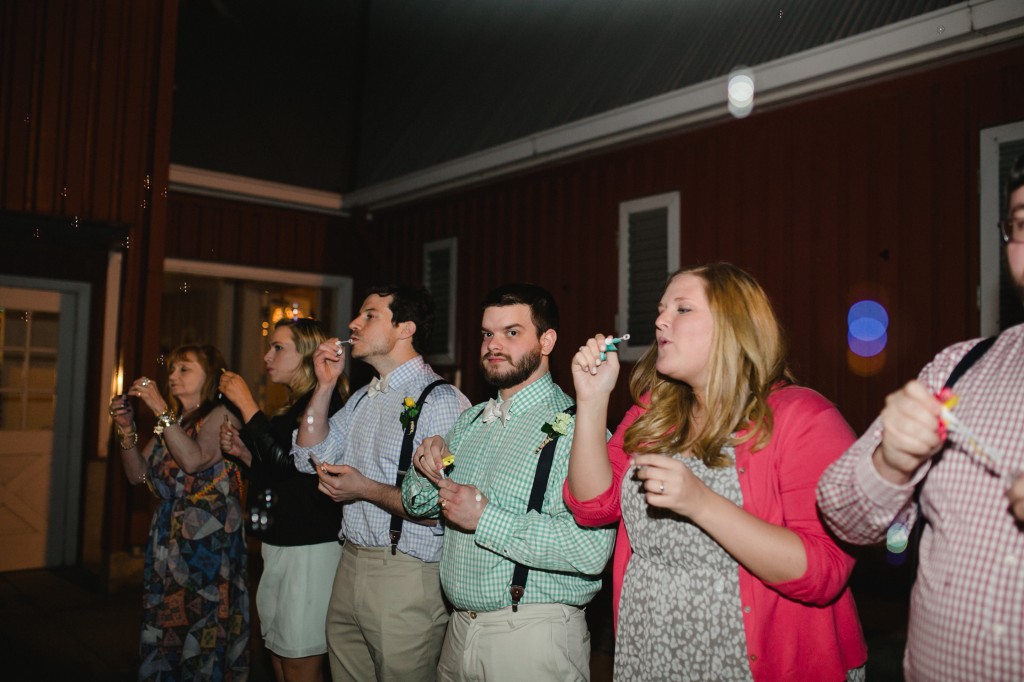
564;386;867;681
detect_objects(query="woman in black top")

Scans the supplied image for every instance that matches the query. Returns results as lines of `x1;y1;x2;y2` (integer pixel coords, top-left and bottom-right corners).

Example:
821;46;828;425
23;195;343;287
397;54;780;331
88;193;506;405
219;318;346;682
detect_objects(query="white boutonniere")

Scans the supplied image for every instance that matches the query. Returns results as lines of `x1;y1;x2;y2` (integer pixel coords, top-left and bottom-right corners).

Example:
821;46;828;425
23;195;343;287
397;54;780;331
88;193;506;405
537;412;572;453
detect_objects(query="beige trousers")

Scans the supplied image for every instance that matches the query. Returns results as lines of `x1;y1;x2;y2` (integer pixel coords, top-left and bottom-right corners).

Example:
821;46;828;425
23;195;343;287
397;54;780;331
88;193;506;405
437;603;590;682
326;543;448;682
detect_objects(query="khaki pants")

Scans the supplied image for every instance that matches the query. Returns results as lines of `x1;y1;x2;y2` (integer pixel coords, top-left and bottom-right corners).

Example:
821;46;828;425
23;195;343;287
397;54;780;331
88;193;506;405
327;543;448;682
437;604;590;682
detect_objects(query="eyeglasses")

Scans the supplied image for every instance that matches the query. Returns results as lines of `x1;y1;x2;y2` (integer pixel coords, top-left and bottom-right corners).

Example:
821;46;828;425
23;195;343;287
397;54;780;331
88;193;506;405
999;210;1024;244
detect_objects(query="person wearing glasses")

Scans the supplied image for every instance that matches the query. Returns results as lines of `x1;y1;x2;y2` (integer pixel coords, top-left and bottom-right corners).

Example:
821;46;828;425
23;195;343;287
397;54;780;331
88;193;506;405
818;154;1024;681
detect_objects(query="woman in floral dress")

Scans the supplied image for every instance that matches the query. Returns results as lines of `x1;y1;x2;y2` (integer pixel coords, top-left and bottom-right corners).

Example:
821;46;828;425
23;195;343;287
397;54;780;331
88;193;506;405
110;344;249;680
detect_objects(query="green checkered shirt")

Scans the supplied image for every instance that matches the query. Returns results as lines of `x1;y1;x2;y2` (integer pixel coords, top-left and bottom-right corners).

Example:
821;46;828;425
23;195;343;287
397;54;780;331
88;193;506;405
402;372;615;612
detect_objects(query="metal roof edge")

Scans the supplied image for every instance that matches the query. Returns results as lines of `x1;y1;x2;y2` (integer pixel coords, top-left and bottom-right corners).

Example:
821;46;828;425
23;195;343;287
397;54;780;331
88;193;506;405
345;0;1024;211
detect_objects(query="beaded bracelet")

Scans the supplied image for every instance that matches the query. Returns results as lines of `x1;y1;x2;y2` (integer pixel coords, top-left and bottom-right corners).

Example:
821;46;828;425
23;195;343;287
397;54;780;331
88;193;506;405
118;431;139;450
116;422;138;450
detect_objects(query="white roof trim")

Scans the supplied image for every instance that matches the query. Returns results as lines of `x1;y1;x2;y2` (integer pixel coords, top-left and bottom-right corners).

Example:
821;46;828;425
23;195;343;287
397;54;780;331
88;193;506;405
168;164;346;215
346;0;1024;210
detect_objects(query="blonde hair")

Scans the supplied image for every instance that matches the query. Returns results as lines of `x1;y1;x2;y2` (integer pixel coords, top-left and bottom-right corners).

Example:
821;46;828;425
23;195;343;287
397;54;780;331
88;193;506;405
623;263;793;467
274;318;349;413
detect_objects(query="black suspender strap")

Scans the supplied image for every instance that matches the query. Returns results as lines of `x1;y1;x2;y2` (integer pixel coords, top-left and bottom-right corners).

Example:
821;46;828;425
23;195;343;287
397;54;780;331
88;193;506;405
389;379;449;555
509;405;576;611
902;335;997;566
943;336;997;390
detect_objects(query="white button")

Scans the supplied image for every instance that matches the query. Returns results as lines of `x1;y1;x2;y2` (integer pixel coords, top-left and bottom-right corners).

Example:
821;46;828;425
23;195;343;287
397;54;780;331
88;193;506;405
743;605;751;614
738;467;746;474
1004;554;1018;567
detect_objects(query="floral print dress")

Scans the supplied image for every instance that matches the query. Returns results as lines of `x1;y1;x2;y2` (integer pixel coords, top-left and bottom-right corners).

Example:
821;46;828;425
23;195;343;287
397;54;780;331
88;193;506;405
138;430;249;681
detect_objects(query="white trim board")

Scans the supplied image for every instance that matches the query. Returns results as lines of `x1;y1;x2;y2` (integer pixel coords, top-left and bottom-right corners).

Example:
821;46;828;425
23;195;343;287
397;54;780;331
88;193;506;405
169;1;1024;213
345;0;1024;209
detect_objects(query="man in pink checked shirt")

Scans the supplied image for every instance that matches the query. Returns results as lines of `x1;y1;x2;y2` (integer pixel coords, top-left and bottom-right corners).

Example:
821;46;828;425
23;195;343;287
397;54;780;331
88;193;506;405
817;155;1024;682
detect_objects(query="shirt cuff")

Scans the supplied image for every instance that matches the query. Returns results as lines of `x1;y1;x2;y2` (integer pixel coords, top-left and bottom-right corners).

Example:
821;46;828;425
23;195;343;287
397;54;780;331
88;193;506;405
403;468;441;517
474;503;515;556
853;440;930;509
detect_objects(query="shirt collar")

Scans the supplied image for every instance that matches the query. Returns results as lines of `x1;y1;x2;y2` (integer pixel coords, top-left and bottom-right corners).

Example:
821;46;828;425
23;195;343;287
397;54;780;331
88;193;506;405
494;372;554;417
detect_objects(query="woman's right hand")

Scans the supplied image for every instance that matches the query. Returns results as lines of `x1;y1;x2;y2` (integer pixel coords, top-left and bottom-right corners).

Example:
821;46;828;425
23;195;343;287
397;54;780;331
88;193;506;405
218;371;253;406
572;333;621;402
219;371;259;421
108;394;135;430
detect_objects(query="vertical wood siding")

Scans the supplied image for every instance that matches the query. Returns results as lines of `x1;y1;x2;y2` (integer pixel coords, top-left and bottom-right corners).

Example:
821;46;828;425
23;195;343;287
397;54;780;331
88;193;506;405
352;42;1024;431
1;0;180;552
164;193;351;274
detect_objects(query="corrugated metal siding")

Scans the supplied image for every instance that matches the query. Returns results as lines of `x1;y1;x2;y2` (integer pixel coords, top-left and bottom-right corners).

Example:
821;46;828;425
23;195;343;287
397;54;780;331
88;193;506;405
350;42;1024;429
358;0;965;185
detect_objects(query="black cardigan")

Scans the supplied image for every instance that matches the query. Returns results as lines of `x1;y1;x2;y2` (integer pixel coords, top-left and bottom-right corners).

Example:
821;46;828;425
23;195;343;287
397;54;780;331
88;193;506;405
240;389;344;546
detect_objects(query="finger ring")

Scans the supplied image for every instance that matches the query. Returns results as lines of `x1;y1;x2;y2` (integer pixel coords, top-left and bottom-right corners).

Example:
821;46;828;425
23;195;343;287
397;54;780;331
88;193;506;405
659;482;665;494
320;464;328;475
140;378;150;387
440;499;447;508
579;346;585;351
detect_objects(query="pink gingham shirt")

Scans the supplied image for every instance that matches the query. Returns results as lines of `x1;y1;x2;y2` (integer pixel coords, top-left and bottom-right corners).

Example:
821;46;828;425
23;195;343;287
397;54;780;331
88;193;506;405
817;324;1024;681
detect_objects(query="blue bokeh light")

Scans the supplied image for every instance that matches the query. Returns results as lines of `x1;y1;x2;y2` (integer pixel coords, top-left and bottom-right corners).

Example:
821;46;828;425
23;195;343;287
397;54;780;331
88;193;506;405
848;331;888;358
847;300;889;357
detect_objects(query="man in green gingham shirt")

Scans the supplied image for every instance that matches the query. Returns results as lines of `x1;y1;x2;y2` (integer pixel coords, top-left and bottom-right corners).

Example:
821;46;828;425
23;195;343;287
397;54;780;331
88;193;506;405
403;283;615;681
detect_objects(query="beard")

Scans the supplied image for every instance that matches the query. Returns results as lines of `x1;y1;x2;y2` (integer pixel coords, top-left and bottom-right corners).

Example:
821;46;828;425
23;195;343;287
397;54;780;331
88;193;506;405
481;347;542;389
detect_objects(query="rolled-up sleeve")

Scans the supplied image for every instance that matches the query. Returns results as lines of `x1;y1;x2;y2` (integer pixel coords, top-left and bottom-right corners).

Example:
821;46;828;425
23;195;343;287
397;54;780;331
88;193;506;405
291;401;353;473
817;417;926;546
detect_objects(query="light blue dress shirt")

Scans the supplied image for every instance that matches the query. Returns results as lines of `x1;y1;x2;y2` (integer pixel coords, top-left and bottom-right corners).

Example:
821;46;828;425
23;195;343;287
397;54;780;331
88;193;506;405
292;355;471;562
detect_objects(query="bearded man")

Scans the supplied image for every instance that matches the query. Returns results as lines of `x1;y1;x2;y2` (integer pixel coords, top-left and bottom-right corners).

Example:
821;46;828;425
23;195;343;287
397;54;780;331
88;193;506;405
403;283;615;682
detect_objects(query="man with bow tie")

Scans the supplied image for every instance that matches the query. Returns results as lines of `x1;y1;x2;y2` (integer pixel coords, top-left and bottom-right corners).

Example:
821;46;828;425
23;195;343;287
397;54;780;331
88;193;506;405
292;284;470;682
403;283;615;681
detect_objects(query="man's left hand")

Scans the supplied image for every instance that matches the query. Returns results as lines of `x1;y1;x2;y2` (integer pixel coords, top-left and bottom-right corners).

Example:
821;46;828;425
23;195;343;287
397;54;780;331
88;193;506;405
438;479;487;531
315;463;367;502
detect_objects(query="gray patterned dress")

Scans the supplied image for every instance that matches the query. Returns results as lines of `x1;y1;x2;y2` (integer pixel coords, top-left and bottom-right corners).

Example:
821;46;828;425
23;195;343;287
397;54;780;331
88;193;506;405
614;449;867;682
614;450;752;682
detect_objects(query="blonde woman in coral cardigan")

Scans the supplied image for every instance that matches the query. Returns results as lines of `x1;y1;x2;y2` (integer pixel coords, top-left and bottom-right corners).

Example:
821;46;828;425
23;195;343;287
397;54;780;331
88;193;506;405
564;263;866;681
